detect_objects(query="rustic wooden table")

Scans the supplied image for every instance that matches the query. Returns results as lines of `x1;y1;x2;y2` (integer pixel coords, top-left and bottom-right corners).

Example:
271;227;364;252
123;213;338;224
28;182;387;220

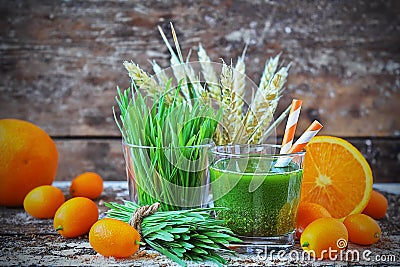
0;182;399;266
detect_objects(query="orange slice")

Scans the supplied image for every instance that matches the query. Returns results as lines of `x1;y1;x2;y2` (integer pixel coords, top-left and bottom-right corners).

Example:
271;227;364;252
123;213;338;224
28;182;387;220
301;136;373;220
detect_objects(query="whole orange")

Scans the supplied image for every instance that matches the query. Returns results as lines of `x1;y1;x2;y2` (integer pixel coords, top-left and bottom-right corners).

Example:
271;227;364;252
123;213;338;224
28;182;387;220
89;218;140;258
362;190;388;220
0;119;58;206
300;217;348;259
23;185;65;219
343;213;381;245
296;202;331;239
70;172;103;199
54;197;98;238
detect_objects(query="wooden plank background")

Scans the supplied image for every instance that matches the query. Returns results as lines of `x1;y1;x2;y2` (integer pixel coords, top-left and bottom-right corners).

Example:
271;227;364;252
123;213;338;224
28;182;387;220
1;0;399;182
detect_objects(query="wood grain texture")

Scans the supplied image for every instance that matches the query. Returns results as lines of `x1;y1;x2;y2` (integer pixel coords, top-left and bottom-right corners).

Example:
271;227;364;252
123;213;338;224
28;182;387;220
1;0;399;136
0;0;399;181
55;139;126;181
1;182;399;266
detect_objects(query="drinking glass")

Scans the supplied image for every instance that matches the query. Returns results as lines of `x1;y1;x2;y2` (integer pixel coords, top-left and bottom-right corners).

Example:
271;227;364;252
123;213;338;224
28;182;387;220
208;144;305;252
123;142;212;211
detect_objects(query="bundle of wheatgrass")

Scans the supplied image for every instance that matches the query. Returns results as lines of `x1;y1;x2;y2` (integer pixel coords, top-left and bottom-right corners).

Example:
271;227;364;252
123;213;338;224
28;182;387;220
105;201;241;266
114;79;220;211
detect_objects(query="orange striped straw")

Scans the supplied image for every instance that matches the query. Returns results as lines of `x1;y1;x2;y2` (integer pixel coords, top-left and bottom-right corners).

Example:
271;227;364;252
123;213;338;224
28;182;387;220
280;99;302;154
287;120;323;153
275;120;323;167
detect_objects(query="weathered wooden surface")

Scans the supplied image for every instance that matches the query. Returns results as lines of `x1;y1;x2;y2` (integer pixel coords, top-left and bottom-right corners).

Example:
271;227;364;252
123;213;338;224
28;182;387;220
1;0;399;181
56;139;126;181
0;182;399;266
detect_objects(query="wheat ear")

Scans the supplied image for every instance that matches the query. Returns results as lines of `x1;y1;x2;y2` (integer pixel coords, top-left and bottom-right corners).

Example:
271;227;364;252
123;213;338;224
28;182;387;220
233;44;247;117
220;61;244;144
198;44;221;102
244;55;280;139
248;61;291;143
259;53;281;93
248;98;279;144
123;61;163;99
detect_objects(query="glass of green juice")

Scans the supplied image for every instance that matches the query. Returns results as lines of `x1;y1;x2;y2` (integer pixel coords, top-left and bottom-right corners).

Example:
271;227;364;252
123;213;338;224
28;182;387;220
208;144;305;252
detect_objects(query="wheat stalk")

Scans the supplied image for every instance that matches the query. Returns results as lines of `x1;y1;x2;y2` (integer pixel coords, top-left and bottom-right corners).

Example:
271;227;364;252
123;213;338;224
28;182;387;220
242;54;291;143
258;53;281;93
157;25;192;103
183;62;205;99
248;98;279;144
232;45;247;118
219;61;234;144
259;103;291;143
150;60;175;103
251;54;281;110
198;44;221;102
219;61;246;144
151;60;169;89
248;62;291;143
123;61;166;101
274;63;292;92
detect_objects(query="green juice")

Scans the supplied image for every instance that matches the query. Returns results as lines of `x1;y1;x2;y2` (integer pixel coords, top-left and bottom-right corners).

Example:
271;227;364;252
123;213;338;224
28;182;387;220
210;158;303;237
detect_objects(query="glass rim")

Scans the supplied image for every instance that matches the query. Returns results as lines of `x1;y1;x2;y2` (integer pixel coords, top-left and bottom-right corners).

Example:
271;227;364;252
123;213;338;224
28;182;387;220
209;144;306;158
122;140;214;149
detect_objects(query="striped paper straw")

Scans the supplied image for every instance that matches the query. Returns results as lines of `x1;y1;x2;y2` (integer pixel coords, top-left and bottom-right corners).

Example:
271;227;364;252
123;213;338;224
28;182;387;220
280;99;302;154
287;120;323;153
275;120;323;167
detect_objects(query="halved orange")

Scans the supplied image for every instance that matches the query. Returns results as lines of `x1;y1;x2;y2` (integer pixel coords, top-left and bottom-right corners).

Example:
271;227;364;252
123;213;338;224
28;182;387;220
301;136;373;220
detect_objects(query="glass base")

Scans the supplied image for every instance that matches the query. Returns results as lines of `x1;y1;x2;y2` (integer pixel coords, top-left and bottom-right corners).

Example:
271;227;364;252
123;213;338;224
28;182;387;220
228;231;295;254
